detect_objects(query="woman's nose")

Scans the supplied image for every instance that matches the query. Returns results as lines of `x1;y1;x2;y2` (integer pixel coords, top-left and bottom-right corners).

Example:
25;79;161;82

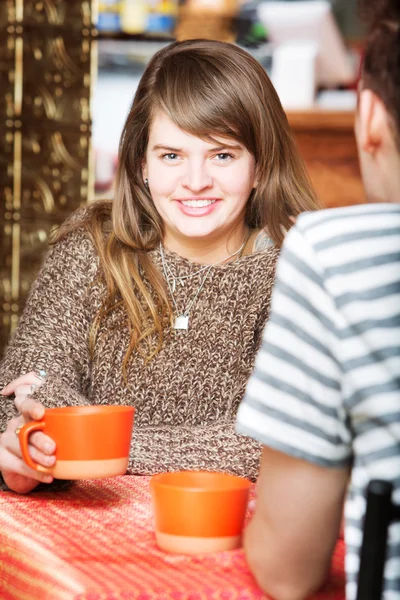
181;162;213;192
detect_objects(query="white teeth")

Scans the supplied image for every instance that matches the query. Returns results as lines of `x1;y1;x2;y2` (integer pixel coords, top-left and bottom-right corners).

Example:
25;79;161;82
181;199;216;208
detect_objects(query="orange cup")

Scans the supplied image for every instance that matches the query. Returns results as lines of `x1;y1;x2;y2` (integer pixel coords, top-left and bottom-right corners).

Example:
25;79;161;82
151;470;251;554
18;405;134;480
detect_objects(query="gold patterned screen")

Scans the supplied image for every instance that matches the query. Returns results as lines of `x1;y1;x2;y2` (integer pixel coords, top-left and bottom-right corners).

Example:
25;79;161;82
0;0;97;356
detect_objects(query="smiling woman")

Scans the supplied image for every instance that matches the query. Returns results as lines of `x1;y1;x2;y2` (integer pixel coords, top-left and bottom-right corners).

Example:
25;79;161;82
0;39;318;495
144;111;257;255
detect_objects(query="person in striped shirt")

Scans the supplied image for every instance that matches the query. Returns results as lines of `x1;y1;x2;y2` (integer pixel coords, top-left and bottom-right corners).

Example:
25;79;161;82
236;1;400;599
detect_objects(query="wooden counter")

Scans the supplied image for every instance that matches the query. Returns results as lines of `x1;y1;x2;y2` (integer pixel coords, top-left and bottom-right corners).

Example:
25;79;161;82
287;110;366;208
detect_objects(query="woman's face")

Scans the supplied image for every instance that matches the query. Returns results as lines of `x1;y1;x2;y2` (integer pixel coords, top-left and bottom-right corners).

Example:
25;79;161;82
143;110;257;247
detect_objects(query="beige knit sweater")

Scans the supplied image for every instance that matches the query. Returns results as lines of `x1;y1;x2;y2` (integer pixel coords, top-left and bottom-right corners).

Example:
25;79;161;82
0;221;278;484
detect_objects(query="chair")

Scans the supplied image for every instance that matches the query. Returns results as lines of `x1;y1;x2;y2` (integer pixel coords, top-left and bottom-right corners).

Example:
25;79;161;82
356;480;400;600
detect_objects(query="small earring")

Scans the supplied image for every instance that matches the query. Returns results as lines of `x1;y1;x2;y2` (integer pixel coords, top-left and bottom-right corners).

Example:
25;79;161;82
144;178;149;189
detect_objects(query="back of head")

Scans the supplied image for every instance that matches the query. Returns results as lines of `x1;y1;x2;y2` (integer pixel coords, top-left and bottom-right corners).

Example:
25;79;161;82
358;0;400;147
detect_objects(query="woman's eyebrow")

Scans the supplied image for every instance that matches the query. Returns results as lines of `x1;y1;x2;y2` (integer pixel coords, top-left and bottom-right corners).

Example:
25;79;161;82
151;143;243;153
151;144;182;152
209;144;243;152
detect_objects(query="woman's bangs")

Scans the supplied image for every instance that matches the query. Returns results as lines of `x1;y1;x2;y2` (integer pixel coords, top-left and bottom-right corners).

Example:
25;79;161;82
154;61;247;145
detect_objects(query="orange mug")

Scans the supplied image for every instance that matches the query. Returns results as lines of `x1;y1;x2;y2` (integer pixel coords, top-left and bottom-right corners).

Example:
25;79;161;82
151;470;251;554
17;405;134;480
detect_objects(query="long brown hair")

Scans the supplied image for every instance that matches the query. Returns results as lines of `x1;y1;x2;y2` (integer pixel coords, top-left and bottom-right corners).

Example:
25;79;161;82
56;39;318;373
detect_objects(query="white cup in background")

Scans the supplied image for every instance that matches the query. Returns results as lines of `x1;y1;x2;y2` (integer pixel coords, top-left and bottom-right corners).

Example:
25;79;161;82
271;41;318;110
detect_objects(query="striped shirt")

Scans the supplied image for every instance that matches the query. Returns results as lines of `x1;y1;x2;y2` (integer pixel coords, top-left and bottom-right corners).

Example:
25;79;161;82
237;203;400;600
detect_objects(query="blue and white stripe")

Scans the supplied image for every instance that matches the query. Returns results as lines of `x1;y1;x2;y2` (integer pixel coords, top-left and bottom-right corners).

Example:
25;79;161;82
237;203;400;599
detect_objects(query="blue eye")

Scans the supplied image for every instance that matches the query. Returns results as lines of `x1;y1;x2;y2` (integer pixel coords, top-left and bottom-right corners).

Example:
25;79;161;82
162;153;178;160
216;153;233;161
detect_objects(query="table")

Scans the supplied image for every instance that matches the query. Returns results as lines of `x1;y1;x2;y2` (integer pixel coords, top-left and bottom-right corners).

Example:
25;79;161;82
0;476;345;600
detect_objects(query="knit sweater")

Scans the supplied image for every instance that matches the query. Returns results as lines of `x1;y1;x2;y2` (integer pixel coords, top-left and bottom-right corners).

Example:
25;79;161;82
0;222;279;483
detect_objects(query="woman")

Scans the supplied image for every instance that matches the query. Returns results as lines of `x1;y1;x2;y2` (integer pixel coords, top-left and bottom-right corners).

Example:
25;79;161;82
0;39;318;494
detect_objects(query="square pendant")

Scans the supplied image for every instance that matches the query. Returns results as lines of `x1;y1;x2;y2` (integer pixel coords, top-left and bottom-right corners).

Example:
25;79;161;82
174;315;189;330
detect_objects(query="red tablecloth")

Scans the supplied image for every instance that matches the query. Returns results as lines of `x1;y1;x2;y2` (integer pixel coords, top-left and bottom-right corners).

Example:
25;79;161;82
0;476;345;600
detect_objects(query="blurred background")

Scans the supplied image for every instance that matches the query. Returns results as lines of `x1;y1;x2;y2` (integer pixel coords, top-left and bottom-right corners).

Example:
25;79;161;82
0;0;365;354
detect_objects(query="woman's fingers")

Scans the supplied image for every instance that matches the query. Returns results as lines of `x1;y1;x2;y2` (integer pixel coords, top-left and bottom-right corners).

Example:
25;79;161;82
0;433;54;485
29;431;56;455
26;441;56;468
13;384;41;413
8;408;56;455
0;371;55;491
0;426;56;481
15;384;40;397
1;415;55;469
0;451;53;485
3;416;25;442
1;469;43;494
16;395;45;421
8;431;56;468
2;419;55;463
1;372;47;414
1;371;45;396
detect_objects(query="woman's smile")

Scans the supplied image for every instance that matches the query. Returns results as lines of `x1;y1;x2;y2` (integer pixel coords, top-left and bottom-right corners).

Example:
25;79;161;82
175;197;221;217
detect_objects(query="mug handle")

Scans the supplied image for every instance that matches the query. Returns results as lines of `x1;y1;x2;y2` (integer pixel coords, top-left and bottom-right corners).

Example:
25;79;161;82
17;421;49;473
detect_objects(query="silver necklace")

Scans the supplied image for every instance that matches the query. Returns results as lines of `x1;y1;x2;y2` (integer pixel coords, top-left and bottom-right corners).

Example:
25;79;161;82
161;236;248;292
159;236;248;331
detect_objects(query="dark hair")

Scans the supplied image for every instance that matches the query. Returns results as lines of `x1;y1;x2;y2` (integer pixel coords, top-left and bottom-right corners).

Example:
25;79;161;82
358;0;400;146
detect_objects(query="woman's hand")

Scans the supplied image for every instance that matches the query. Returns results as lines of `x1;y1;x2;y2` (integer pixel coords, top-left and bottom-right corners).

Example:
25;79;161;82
0;372;56;494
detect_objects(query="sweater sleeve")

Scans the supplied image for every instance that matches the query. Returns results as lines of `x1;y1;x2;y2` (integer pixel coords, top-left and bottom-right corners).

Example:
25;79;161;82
0;228;100;433
129;421;261;481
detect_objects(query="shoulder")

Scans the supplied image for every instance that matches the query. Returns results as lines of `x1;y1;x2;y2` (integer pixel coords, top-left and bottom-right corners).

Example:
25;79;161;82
250;230;280;264
23;214;104;311
54;200;112;239
241;240;280;298
281;203;400;269
294;203;400;246
50;227;99;270
252;230;275;253
232;244;280;300
50;200;112;266
247;240;280;274
217;242;279;299
45;209;106;281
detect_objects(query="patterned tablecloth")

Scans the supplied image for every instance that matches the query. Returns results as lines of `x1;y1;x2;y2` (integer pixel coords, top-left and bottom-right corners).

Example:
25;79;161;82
0;475;345;600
